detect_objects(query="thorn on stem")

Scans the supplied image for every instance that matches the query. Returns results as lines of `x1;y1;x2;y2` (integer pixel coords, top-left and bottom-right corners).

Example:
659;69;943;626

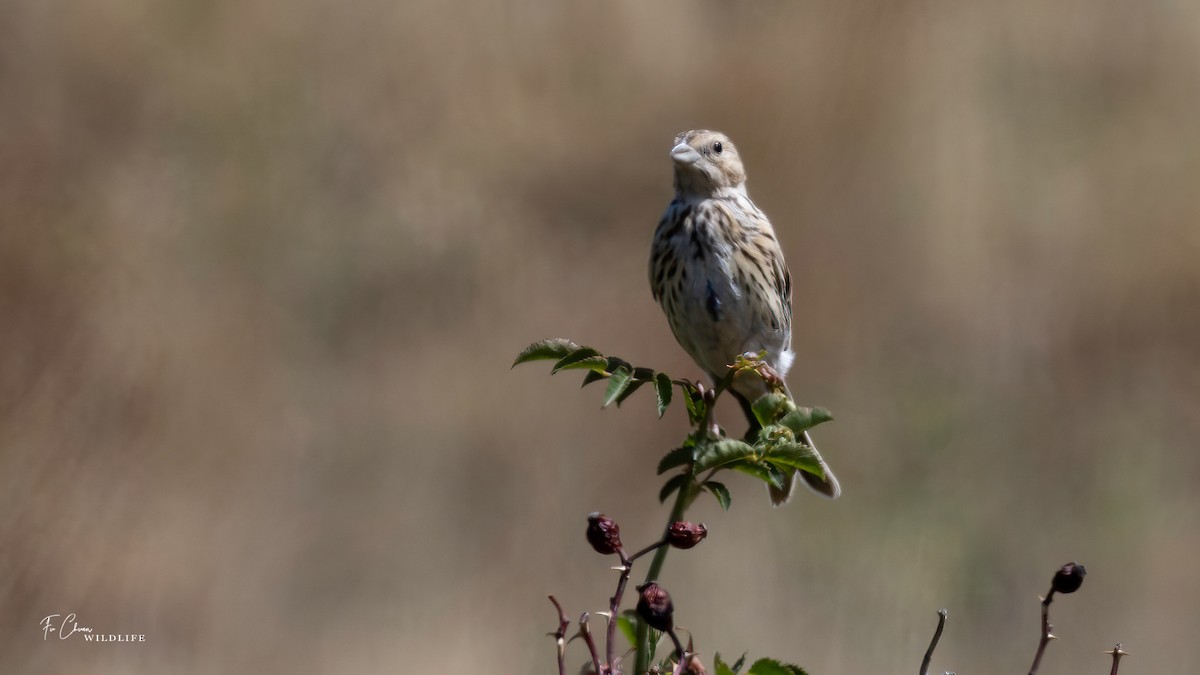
1105;643;1128;675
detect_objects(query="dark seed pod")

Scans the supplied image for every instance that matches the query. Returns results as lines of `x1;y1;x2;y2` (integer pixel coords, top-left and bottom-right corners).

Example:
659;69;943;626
1051;562;1087;594
667;521;708;549
636;582;674;632
586;513;622;556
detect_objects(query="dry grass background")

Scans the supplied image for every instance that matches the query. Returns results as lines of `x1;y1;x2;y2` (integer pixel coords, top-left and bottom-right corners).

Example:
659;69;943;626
2;1;1199;673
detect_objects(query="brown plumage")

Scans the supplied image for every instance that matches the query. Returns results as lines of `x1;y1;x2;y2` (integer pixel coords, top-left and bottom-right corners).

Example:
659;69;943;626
650;130;840;504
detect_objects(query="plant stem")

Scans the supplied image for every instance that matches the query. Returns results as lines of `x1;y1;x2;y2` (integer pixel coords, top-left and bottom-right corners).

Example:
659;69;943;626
581;613;602;675
634;478;696;674
549;596;569;675
632;369;736;673
667;629;687;675
1027;590;1056;675
919;609;948;675
1105;643;1127;675
605;550;633;671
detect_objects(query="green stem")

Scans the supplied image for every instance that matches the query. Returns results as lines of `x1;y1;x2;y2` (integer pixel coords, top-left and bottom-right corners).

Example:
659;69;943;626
634;477;696;674
633;372;737;673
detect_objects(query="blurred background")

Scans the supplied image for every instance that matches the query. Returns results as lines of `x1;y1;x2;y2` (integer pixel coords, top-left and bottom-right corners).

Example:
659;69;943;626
2;1;1198;672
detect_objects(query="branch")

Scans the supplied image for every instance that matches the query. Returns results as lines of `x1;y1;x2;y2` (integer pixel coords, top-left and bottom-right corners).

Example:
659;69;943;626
668;628;687;675
581;612;602;675
1105;644;1128;675
549;596;569;675
605;550;633;671
1027;590;1057;675
919;609;948;675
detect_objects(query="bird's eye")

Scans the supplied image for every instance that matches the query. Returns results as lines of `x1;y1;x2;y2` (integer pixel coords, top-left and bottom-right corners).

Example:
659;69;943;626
713;141;723;154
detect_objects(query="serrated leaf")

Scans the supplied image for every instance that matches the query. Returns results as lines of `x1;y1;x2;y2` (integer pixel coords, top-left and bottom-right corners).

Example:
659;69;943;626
779;406;834;434
750;392;794;426
747;658;789;675
714;653;736;675
731;653;747;673
602;367;634;407
632;366;656;381
615;615;637;649
581;369;608;388
731;461;785;490
654;373;673;418
704;480;731;510
747;657;808;675
659;473;688;503
682;387;707;425
764;442;823;476
657;446;694;475
512;338;581;367
614;379;645;406
552;348;607;373
766;463;788;490
694;438;757;473
605;355;633;374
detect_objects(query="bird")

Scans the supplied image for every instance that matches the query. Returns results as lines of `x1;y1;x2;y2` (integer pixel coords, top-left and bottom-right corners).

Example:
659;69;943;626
649;129;840;504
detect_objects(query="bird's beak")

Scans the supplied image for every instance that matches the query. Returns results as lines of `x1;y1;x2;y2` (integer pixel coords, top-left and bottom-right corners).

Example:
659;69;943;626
670;142;702;165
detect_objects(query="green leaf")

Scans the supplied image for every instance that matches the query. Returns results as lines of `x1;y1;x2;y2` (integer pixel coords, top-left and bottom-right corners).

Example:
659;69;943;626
704;480;731;510
731;653;747;673
512;338;580;367
615;615;637;649
614;379;645;406
766;463;788;490
751;392;794;426
682;387;706;425
654;372;673;418
552;348;607;373
764;442;823;476
810;406;834;425
647;624;661;659
753;424;794;451
601;367;633;407
694;438;757;473
659;473;688;503
731;461;785;490
779;406;834;434
581;369;607;388
605;355;633;374
657;446;694;475
632;366;656;381
714;653;736;675
747;658;808;675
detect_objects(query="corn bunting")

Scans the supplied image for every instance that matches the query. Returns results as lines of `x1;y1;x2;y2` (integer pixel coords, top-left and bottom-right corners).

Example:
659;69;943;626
649;129;840;504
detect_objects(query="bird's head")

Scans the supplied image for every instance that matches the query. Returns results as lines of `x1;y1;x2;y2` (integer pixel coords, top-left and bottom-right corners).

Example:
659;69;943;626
670;130;746;196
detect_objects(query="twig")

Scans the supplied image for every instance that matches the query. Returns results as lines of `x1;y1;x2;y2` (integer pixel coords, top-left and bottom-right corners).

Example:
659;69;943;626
628;539;668;564
549;596;569;675
919;609;948;675
667;628;687;675
581;612;603;675
603;540;667;670
1105;643;1128;675
605;550;632;671
1027;589;1057;675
